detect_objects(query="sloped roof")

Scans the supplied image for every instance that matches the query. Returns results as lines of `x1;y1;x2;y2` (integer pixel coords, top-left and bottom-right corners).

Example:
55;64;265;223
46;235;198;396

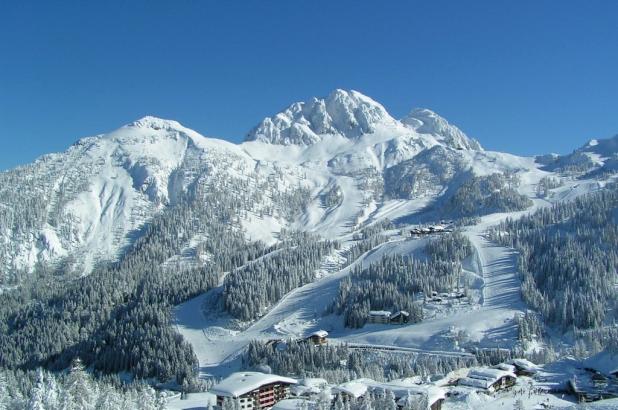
369;310;392;317
458;377;493;389
332;381;368;398
308;330;328;338
467;368;516;383
210;372;297;398
583;350;618;376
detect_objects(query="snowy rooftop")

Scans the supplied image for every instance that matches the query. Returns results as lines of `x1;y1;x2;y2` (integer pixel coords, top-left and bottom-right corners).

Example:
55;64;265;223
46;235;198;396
307;330;328;338
510;358;539;373
334;378;445;404
458;377;493;390
583;350;618;376
396;385;446;407
332;381;368;398
467;368;516;382
210;372;297;398
369;310;392;317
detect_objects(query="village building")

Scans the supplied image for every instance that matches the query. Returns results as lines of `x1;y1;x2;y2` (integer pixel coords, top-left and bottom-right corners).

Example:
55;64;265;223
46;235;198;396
367;310;412;325
332;380;368;401
568;373;618;403
305;330;328;345
210;372;297;409
396;385;446;410
389;310;410;324
569;349;618;401
367;310;392;324
333;378;446;410
458;368;516;392
509;358;539;377
290;378;328;397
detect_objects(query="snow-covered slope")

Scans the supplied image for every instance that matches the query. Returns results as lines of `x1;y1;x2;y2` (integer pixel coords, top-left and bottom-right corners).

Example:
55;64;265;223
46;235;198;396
0;116;257;277
538;134;618;177
0;89;572;284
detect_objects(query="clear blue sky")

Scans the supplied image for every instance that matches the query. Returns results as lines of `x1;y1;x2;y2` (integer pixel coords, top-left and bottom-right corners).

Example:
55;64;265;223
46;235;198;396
1;1;617;171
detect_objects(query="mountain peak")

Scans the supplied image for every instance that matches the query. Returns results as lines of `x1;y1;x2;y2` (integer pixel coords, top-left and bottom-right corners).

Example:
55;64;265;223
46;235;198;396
401;108;482;151
245;89;397;145
127;116;184;131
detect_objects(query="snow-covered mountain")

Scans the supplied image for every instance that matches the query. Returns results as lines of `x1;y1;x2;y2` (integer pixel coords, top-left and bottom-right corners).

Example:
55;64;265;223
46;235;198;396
0;90;557;282
538;133;618;177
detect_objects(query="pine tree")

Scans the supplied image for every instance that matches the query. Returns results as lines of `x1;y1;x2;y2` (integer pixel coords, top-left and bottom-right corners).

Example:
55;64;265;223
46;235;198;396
64;358;96;410
0;371;8;410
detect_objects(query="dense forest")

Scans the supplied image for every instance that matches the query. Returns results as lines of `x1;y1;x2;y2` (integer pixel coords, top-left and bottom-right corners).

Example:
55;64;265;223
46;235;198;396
222;234;337;321
0;180;289;384
244;340;476;384
443;173;532;218
489;184;618;332
0;359;167;410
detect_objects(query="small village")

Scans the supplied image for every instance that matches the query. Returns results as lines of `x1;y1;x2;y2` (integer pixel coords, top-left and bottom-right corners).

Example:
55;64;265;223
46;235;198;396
185;355;541;409
167;328;618;409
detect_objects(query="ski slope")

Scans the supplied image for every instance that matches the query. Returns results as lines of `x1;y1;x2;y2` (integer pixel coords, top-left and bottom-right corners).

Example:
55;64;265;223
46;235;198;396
174;176;605;378
174;220;525;376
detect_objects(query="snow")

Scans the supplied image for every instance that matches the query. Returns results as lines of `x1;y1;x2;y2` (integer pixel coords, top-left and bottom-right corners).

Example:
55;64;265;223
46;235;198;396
209;372;297;398
307;330;328;338
165;392;216;410
583;350;618;376
332;381;368;398
246;89;398;145
369;310;392;317
466;368;516;383
272;399;317;409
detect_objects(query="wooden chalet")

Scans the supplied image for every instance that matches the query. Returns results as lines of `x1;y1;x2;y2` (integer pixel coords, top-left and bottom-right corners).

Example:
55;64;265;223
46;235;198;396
458;368;516;392
305;330;328;345
368;310;392;324
390;310;410;324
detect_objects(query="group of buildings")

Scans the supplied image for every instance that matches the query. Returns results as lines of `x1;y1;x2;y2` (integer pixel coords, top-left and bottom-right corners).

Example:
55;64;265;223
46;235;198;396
205;358;548;409
209;371;447;410
367;310;410;325
568;351;618;402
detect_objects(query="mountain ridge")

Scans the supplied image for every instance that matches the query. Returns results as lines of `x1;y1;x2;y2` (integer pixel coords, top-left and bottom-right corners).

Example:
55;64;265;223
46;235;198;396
1;89;615;285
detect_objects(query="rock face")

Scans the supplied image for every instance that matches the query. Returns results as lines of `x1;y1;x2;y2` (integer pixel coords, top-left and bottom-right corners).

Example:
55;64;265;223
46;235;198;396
245;89;398;145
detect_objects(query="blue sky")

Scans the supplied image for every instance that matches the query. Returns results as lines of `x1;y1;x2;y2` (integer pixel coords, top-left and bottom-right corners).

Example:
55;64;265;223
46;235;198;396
1;1;617;170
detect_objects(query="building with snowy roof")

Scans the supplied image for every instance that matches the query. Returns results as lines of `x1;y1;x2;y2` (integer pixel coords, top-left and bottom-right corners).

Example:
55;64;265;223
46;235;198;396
305;330;328;345
368;310;392;324
509;358;539;376
290;378;329;397
333;378;446;409
390;310;410;324
210;371;297;409
332;380;368;399
584;350;618;378
458;368;516;392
